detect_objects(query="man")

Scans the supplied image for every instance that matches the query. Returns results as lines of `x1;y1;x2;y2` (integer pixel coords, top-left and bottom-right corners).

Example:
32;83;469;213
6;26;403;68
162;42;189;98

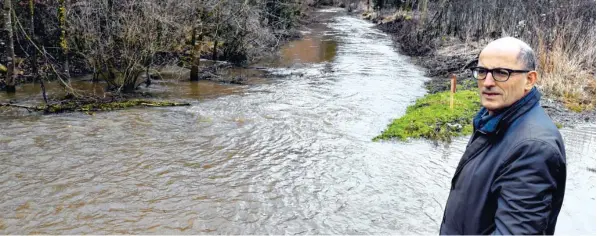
439;37;566;235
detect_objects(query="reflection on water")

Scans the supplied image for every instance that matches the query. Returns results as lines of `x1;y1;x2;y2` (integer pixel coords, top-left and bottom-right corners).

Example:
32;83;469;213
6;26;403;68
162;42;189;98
0;8;595;235
281;36;338;65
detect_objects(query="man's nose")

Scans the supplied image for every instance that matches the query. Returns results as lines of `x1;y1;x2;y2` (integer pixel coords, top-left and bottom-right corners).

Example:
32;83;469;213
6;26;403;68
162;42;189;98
483;72;496;87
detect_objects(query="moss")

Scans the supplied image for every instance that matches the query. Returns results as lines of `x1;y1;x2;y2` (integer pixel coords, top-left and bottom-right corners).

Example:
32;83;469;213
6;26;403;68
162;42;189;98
29;0;35;16
58;0;68;52
38;99;190;114
555;122;563;129
374;90;481;142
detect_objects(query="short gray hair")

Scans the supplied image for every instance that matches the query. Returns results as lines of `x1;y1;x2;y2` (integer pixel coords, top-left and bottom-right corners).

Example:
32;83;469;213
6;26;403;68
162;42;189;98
517;44;537;71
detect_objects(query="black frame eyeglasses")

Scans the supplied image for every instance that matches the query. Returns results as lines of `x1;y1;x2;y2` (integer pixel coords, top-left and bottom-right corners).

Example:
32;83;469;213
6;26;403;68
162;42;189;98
470;66;530;82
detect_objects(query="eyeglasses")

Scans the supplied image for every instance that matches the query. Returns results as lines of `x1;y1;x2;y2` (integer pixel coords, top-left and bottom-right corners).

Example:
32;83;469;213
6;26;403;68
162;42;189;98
470;66;530;82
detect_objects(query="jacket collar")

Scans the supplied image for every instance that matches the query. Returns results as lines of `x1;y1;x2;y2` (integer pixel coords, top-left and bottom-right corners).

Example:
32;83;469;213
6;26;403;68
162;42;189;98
473;87;541;135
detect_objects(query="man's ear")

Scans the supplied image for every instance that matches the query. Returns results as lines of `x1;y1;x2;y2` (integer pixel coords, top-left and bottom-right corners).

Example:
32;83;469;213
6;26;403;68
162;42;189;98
525;71;538;91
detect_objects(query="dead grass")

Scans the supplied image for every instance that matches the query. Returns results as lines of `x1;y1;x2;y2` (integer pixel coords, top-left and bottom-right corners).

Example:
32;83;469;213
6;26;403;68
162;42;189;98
536;35;596;112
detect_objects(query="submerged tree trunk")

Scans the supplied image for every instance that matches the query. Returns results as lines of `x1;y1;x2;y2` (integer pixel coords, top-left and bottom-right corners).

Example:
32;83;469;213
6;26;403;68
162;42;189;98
29;0;46;102
212;37;218;61
39;76;48;104
3;0;16;93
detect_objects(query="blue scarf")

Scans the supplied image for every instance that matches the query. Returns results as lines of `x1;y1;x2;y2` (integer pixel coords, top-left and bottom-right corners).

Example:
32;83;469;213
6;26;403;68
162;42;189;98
473;87;540;134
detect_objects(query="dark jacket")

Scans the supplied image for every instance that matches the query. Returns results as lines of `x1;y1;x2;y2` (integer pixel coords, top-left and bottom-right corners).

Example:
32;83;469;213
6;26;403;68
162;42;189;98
440;87;566;235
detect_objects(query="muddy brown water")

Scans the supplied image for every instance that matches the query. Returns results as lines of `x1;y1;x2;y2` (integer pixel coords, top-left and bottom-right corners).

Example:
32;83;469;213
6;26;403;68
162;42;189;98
0;8;595;234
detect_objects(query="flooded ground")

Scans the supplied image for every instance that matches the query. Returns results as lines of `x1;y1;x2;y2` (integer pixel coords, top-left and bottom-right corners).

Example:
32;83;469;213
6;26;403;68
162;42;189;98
0;8;595;234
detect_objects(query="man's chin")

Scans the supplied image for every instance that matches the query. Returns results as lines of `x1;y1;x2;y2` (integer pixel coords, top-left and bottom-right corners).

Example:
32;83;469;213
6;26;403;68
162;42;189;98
481;101;502;113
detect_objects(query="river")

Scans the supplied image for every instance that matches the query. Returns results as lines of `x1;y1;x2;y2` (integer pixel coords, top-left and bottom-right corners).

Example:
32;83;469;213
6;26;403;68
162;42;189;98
0;8;595;234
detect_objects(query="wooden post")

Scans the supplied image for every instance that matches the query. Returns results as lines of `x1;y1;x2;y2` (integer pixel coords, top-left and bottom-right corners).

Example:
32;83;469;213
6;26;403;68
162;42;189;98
451;74;457;93
450;74;456;109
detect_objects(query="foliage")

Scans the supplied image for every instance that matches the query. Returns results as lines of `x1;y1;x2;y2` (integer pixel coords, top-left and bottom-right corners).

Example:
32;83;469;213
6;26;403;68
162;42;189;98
374;90;481;142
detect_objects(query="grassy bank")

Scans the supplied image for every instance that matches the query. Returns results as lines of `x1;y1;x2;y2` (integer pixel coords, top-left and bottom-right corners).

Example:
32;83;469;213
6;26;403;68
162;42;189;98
374;90;480;142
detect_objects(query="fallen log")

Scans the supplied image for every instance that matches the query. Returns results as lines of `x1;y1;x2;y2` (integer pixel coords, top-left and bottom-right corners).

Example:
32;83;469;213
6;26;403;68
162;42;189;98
1;100;190;114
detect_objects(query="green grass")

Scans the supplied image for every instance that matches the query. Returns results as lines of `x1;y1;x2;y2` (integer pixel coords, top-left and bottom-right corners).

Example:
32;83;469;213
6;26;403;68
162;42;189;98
374;90;481;142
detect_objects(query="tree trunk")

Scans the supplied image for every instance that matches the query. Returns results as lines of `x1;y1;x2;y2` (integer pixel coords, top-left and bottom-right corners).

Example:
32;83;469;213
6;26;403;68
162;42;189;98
28;0;46;102
39;76;48;104
29;0;38;80
190;27;199;81
212;7;220;61
212;37;218;61
420;0;428;23
3;0;16;93
58;0;70;81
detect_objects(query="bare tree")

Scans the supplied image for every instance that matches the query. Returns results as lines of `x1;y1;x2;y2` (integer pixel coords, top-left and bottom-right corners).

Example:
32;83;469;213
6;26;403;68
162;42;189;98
28;0;37;81
58;0;69;80
70;0;193;92
3;0;16;93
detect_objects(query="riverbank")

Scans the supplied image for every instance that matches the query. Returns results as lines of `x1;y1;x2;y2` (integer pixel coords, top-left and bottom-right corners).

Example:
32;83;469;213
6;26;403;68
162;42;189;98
357;7;595;141
380;27;596;125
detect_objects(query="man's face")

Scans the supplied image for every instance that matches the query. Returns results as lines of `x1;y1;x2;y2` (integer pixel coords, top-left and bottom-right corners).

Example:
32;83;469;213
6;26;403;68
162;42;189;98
477;47;530;114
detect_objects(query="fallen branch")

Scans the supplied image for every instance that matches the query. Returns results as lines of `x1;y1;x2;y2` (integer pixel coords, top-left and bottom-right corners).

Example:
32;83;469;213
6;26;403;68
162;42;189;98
0;103;45;111
1;100;191;114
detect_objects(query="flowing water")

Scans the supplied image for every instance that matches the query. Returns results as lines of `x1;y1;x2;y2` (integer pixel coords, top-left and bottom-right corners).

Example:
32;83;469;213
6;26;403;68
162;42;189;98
0;8;595;234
